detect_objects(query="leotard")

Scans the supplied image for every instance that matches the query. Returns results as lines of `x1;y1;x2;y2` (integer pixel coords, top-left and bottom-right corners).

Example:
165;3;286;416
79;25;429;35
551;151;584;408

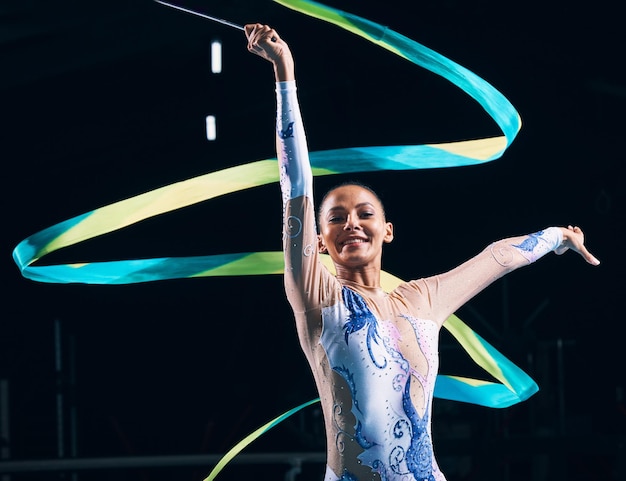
276;80;562;481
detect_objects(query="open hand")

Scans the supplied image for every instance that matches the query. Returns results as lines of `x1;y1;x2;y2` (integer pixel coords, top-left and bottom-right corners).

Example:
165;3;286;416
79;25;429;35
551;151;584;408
556;225;600;266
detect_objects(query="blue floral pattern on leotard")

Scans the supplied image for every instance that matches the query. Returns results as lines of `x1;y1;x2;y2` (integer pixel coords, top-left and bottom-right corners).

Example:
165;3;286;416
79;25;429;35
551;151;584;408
402;380;435;480
321;287;440;480
342;288;387;369
512;230;543;253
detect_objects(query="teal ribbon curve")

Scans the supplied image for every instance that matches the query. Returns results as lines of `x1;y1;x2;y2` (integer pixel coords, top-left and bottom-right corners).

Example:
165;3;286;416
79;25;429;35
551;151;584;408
12;1;536;478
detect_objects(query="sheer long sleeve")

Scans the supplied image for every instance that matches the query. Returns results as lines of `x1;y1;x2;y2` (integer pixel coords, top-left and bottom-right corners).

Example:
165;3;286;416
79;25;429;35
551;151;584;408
276;81;330;315
404;227;564;326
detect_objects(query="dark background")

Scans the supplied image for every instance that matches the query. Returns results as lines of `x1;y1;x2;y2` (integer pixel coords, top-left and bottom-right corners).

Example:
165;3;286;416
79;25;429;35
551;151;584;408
1;0;624;480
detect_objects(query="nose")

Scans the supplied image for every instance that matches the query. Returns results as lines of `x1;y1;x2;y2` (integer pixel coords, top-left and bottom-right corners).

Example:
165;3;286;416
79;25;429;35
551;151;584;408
343;215;361;231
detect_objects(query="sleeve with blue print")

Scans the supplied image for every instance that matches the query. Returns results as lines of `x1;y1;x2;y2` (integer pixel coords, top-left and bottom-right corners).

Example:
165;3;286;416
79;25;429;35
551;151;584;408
277;80;333;316
511;227;563;263
276;81;313;203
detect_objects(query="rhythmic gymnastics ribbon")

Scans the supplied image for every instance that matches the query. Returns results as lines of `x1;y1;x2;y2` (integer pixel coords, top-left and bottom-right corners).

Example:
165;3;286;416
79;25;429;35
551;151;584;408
13;0;535;477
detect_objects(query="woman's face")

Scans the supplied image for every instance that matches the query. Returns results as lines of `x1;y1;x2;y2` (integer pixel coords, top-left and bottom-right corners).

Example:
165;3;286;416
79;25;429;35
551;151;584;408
318;185;393;269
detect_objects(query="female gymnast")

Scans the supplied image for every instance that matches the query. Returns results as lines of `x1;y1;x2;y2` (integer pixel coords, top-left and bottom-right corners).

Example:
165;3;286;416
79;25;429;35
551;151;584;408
244;23;600;481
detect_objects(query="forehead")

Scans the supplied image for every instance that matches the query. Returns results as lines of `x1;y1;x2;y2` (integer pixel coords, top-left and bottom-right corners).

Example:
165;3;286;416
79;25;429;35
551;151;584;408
321;185;382;211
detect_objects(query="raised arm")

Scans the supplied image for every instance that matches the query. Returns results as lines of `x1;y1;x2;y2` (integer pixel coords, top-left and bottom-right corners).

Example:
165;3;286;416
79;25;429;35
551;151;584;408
245;24;328;316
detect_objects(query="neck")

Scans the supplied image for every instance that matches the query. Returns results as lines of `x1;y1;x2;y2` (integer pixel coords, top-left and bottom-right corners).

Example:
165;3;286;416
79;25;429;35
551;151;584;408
334;263;381;288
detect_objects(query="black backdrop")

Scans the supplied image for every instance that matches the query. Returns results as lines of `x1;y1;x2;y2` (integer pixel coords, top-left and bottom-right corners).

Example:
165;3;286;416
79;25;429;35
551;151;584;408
1;1;624;480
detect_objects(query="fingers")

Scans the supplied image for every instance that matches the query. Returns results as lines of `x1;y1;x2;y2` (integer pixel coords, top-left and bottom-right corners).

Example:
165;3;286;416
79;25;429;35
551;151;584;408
586;252;601;266
244;23;278;53
243;22;293;80
568;225;582;235
561;225;601;266
574;240;601;265
577;245;601;266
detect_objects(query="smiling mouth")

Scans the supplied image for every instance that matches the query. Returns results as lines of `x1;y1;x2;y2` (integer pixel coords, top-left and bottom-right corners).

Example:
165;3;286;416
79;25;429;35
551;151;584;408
342;238;367;246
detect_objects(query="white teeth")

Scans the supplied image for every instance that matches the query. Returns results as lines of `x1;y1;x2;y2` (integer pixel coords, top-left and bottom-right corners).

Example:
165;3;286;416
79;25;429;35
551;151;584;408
343;238;365;245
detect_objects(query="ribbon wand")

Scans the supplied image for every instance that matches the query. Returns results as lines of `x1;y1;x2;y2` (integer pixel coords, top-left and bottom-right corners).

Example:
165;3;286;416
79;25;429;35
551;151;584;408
154;0;245;31
154;0;278;41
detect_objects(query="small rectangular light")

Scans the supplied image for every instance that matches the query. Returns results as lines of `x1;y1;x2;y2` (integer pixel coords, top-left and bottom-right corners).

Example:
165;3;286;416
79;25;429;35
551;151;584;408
206;115;217;141
211;40;222;74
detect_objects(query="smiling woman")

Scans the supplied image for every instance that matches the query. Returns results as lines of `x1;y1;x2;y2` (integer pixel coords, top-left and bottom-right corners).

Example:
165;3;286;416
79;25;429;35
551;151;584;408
244;19;600;481
6;1;608;479
317;184;394;285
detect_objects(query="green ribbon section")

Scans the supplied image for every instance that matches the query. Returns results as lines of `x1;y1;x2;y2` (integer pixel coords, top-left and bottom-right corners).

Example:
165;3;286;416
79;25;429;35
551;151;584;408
12;1;537;478
204;398;321;481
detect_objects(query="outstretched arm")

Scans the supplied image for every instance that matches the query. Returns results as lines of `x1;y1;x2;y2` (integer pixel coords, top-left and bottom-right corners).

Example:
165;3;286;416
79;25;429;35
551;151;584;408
425;226;600;326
